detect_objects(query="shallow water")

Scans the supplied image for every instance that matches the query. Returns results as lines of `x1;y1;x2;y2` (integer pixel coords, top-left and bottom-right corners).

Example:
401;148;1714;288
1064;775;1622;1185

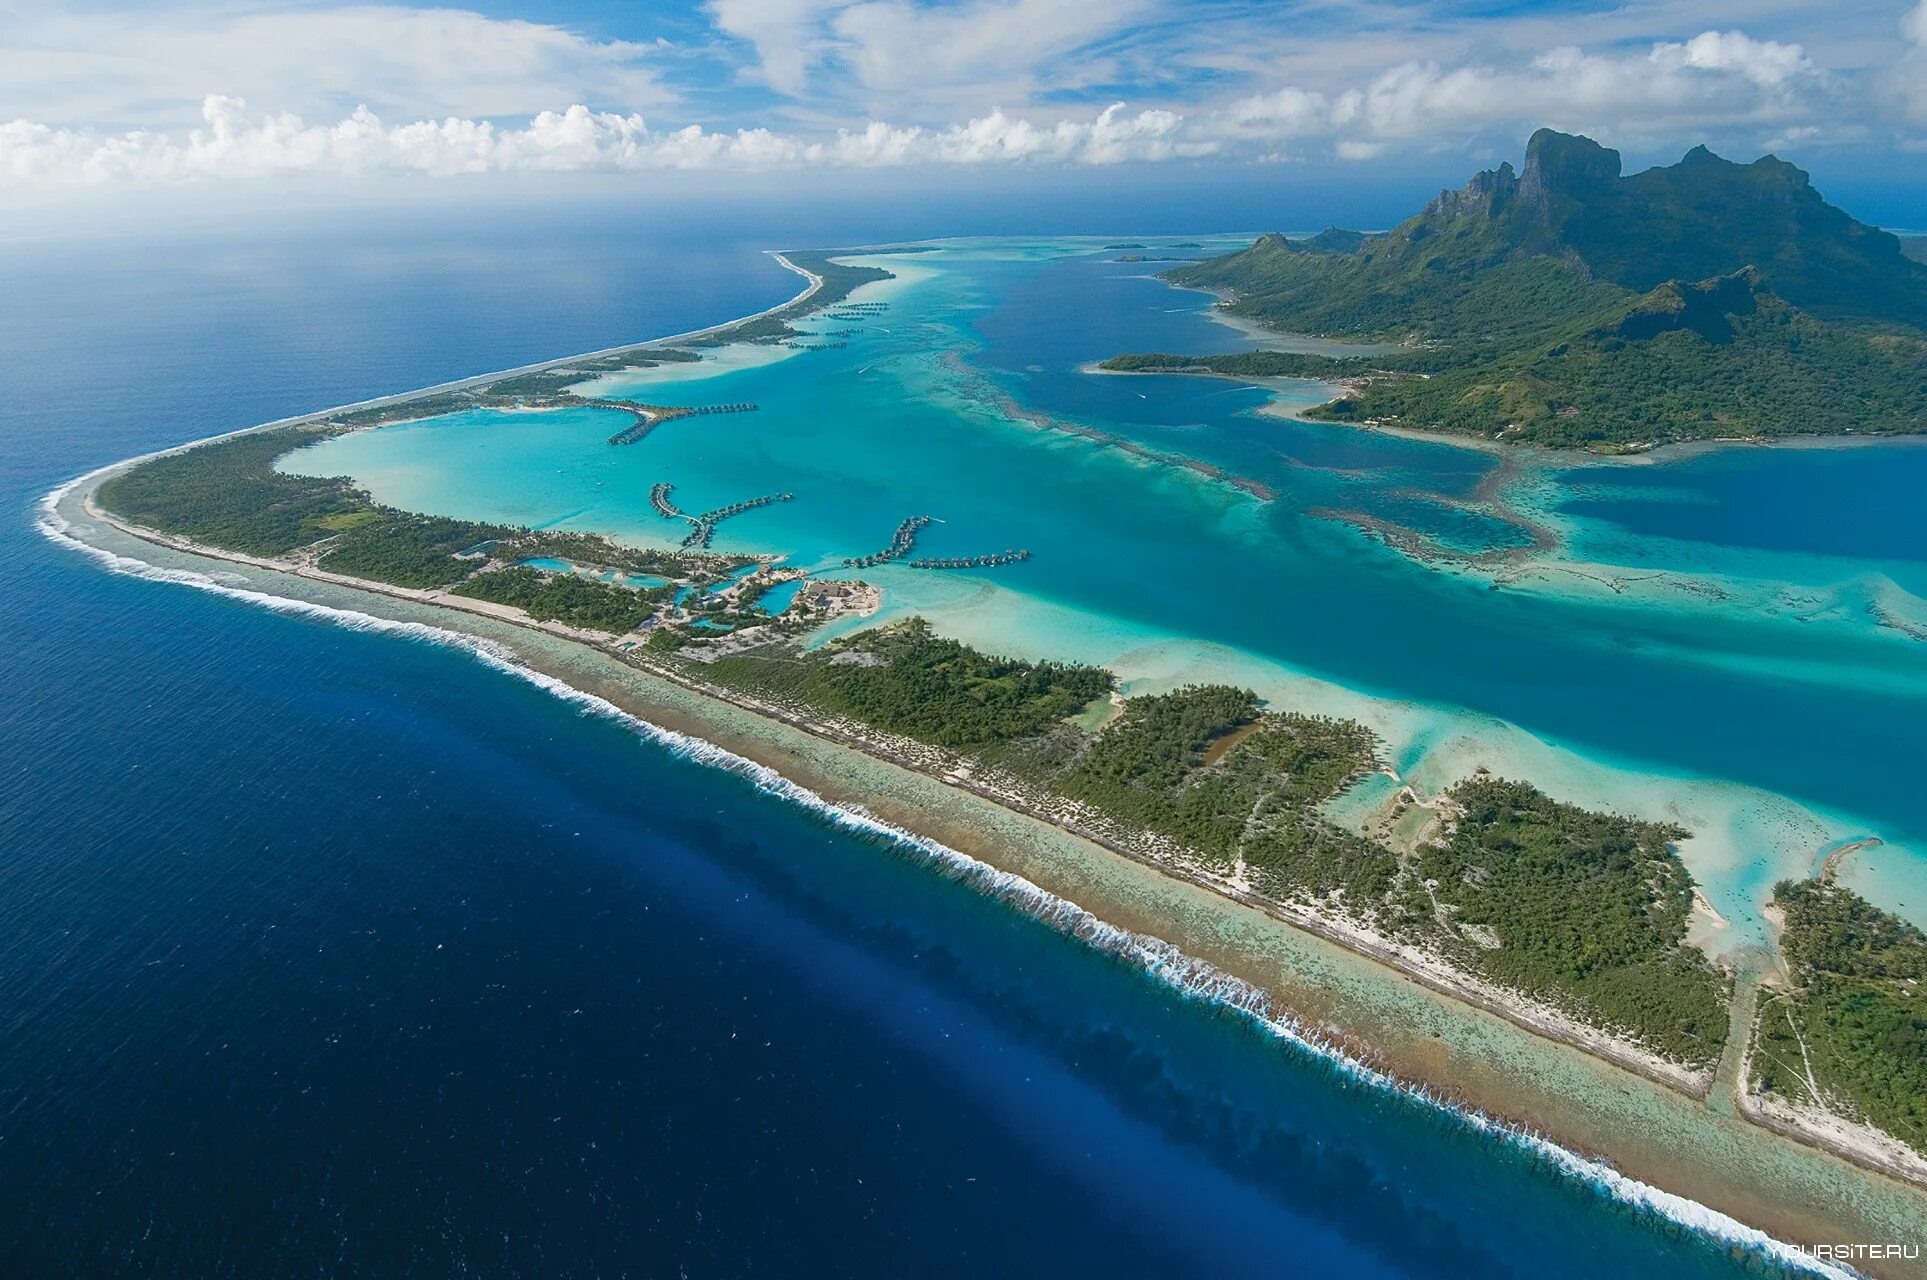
294;238;1927;947
4;216;1898;1277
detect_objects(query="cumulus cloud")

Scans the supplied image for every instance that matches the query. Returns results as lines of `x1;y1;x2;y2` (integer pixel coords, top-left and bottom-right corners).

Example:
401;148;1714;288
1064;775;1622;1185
1889;0;1927;127
831;0;1147;100
0;5;668;127
1217;29;1831;157
706;0;1149;112
0;94;1199;181
707;0;843;96
0;7;1913;186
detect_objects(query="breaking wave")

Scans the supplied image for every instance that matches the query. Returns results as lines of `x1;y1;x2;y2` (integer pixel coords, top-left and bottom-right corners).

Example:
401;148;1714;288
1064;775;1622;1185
38;473;1853;1279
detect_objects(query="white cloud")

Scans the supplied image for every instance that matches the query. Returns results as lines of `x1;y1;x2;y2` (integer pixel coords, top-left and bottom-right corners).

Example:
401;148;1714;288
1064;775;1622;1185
1215;86;1332;140
832;0;1146;99
707;0;1149;113
706;0;843;95
0;5;669;127
1888;0;1927;126
1214;28;1833;156
1661;30;1811;85
1;3;1920;187
0;94;1201;181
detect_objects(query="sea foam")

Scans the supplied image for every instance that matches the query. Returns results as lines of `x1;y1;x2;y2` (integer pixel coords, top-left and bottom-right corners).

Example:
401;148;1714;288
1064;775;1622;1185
36;475;1857;1279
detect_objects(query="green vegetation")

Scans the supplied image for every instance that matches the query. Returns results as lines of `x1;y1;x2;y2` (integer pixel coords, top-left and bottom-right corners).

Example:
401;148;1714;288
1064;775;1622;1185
694;621;1724;1064
448;347;702;401
1755;880;1927;1153
1294;227;1374;255
1102;351;1352;379
783;249;896;309
1110;129;1927;450
696;626;1724;1060
1059;686;1391;904
706;617;1111;748
1057;685;1263;859
312;509;383;532
90;422;1743;1069
1417;778;1729;1063
484;369;593;397
690;249;898;347
515;530;740;581
566;347;701;372
453;567;666;633
1313;272;1925;448
705;634;1385;891
95;424;745;601
315;515;515;589
96;428;370;556
329;391;480;427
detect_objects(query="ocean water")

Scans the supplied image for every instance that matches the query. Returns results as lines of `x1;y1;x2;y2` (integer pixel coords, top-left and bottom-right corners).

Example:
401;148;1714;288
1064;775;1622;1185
295;239;1927;948
0;210;1866;1276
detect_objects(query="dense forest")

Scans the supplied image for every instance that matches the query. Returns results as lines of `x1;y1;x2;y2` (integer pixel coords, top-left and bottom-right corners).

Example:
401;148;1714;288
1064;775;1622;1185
1102;350;1352;379
1057;684;1266;859
698;621;1727;1066
1105;275;1926;449
688;250;898;346
1108;130;1927;450
1419;779;1729;1063
1756;880;1927;1153
315;515;517;589
94;426;740;597
1311;275;1925;449
454;567;668;632
96;427;370;556
706;617;1111;748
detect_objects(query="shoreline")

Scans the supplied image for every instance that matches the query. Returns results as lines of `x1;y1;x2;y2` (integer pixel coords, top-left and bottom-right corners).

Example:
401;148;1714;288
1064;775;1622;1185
74;250;822;470
39;240;1927;1273
43;472;1927;1275
1101;270;1927;467
1246;371;1927;468
77;483;1711;1097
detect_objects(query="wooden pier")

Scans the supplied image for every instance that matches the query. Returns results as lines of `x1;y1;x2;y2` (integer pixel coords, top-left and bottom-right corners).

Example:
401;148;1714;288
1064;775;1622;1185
672;491;795;548
607;401;758;446
843;515;932;568
649;483;685;519
906;549;1031;570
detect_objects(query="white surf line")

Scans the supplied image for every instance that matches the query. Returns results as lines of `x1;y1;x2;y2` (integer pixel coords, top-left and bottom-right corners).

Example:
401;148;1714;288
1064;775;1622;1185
35;481;1858;1280
47;248;827;496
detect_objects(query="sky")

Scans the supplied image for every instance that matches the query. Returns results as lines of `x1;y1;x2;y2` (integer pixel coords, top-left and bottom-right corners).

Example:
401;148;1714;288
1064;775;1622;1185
1;0;1924;223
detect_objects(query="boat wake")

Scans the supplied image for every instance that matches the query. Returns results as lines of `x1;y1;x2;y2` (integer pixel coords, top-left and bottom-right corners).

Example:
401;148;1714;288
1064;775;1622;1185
37;473;1852;1279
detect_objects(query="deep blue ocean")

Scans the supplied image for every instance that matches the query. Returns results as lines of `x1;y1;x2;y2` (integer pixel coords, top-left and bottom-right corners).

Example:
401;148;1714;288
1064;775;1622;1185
0;205;1825;1276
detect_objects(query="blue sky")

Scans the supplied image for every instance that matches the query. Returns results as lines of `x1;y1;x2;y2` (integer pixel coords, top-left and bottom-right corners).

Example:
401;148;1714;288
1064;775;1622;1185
1;0;1923;211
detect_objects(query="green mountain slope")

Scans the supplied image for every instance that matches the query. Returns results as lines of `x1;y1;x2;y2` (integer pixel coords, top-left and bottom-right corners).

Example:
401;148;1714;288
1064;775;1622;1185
1122;130;1927;450
1318;270;1927;448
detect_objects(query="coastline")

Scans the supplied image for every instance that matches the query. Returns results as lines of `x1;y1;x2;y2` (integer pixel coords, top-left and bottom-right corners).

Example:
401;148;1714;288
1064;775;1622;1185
1106;271;1927;468
91;250;821;465
39;240;1927;1273
73;482;1701;1098
1242;369;1927;468
41;472;1927;1280
44;466;1927;1275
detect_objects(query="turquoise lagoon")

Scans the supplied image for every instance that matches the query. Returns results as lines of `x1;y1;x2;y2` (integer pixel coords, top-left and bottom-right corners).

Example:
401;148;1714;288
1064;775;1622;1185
517;556;669;588
755;578;805;614
285;239;1927;949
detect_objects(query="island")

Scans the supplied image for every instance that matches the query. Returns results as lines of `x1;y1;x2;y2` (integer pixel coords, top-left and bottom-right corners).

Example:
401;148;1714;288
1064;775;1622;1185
47;210;1927;1271
1102;129;1927;452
